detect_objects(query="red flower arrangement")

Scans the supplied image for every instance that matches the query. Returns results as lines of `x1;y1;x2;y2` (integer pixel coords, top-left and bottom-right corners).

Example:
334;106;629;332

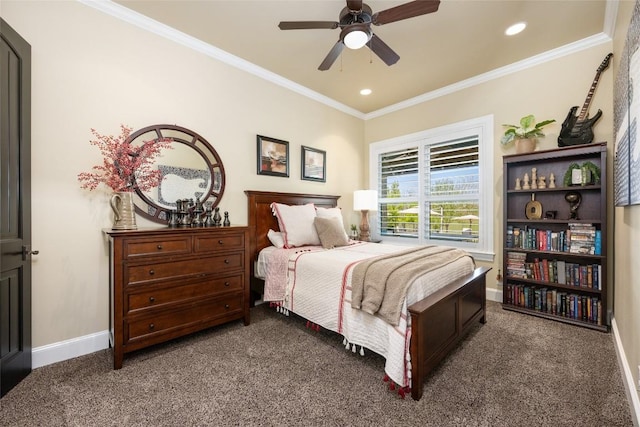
78;125;172;192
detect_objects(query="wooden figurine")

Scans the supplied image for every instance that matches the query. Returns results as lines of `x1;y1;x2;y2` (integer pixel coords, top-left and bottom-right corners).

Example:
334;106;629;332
531;167;537;189
538;176;546;189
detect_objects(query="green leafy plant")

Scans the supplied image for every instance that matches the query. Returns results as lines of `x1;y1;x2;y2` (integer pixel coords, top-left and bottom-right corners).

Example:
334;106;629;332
563;163;581;187
582;161;601;183
563;161;601;186
500;115;556;145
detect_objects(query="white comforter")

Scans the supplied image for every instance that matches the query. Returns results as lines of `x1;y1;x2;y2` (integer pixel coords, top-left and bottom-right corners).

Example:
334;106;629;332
260;241;474;389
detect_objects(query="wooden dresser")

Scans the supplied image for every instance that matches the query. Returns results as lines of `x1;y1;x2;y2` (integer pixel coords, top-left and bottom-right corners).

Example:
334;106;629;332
105;226;250;369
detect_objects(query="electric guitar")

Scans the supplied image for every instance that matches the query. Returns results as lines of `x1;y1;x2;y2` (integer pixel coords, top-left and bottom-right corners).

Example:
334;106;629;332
558;53;613;147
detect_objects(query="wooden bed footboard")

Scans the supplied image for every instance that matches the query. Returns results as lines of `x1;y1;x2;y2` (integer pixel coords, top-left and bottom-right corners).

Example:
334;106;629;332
408;266;491;400
245;190;491;401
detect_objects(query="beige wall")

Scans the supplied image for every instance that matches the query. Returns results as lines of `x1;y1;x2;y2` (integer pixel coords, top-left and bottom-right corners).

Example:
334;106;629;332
612;0;640;405
3;2;639;404
365;44;615;294
2;1;364;347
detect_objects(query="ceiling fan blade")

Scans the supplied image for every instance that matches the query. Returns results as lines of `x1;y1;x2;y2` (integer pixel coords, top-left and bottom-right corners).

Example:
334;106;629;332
278;21;339;30
318;41;345;71
368;34;400;66
346;0;363;13
372;0;440;26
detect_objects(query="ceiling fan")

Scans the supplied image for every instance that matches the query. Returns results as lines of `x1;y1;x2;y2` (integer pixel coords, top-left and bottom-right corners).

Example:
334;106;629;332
278;0;441;71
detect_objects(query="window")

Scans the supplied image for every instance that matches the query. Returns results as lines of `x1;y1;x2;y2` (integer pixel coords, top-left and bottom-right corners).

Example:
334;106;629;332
369;115;494;261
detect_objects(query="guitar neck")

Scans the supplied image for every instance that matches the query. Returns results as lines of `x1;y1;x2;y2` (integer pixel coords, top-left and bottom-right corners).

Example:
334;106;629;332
577;72;602;121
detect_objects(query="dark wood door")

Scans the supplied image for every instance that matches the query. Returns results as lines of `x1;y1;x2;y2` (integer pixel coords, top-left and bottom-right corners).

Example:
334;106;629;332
0;18;33;398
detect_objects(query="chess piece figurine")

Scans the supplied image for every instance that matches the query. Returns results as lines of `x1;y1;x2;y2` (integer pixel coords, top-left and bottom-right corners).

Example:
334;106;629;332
204;203;215;227
213;207;222;226
538;176;546;189
515;177;522;190
523;173;530;190
549;173;556;188
531;167;537;189
223;211;231;227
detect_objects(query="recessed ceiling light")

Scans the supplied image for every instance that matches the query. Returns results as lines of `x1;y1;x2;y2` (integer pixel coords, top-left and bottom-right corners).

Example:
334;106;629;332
360;88;372;96
505;22;526;36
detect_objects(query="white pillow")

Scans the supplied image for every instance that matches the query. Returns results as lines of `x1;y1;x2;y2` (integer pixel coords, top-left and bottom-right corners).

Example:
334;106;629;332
270;202;320;248
316;207;349;241
267;229;285;249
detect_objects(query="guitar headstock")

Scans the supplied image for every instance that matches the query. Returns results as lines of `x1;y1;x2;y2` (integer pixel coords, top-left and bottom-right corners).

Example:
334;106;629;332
598;53;613;72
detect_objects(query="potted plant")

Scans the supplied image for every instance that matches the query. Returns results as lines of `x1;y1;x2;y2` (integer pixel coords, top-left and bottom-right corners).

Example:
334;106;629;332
500;114;556;154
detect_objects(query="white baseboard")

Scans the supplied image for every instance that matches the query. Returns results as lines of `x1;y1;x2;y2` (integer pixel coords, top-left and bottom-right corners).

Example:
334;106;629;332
612;317;640;427
31;290;502;369
32;330;110;369
487;286;502;303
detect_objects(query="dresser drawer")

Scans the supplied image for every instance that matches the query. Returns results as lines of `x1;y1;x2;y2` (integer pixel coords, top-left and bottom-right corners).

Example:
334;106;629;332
126;294;244;342
127;274;243;313
194;233;245;253
124;236;191;259
127;253;244;284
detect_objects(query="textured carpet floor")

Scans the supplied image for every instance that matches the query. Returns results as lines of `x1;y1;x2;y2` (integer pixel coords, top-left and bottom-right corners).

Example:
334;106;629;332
0;302;633;426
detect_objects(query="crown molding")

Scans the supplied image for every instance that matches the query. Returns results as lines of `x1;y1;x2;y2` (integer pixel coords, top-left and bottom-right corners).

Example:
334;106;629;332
80;0;614;122
364;32;612;120
78;0;365;119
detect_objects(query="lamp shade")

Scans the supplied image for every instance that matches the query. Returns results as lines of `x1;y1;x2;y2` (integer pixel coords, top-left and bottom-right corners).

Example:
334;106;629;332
353;190;378;211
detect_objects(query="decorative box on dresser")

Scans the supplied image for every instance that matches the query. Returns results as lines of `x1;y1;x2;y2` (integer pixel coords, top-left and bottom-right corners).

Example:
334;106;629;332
105;226;250;369
502;142;608;331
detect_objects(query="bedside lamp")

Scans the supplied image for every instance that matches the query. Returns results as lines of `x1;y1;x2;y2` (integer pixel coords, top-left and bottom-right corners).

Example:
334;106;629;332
353;190;378;242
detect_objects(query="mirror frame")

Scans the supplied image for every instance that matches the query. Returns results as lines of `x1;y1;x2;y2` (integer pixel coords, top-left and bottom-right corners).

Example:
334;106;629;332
129;124;226;224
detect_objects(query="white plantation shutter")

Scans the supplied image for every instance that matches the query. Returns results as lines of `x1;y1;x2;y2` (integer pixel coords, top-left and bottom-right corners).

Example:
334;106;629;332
378;147;419;237
370;116;494;260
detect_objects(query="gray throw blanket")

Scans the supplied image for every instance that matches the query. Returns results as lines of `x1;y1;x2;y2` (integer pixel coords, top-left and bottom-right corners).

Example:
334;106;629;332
351;245;472;326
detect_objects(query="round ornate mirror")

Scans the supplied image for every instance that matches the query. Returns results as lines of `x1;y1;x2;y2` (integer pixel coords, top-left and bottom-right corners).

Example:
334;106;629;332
128;124;226;224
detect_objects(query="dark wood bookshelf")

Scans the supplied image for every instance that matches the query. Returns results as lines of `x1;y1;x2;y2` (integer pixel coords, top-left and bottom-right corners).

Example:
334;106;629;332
502;142;608;332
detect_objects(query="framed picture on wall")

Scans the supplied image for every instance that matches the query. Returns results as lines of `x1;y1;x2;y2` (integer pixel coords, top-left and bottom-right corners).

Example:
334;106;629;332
257;135;289;177
301;145;326;182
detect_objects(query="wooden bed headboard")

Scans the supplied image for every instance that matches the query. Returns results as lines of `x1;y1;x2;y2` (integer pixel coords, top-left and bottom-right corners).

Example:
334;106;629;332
244;191;340;304
244;190;340;260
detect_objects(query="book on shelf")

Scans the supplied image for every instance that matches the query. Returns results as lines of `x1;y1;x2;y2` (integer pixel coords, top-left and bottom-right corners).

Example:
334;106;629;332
594;230;602;255
506;225;513;248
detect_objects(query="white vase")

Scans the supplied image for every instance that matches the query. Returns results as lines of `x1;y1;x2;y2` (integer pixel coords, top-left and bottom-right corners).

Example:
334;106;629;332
110;192;137;230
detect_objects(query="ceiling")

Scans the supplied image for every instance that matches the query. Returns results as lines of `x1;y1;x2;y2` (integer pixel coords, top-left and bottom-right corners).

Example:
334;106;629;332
111;1;610;115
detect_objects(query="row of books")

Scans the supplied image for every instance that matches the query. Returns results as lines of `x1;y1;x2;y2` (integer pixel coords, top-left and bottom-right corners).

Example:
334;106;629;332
506;224;601;255
505;252;602;290
568;223;601;255
505;283;602;325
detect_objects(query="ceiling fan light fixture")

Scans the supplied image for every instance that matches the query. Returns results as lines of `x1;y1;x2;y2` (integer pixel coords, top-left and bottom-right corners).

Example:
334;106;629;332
342;24;371;49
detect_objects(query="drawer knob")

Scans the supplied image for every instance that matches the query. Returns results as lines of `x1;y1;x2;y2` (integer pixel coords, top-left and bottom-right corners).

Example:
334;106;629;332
224;304;230;309
157;244;163;250
149;323;155;330
149;296;155;303
149;269;155;275
218;240;224;245
224;259;230;264
224;282;230;287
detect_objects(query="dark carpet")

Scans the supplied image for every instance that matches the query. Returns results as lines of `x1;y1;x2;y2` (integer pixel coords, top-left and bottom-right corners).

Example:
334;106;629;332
0;302;633;426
